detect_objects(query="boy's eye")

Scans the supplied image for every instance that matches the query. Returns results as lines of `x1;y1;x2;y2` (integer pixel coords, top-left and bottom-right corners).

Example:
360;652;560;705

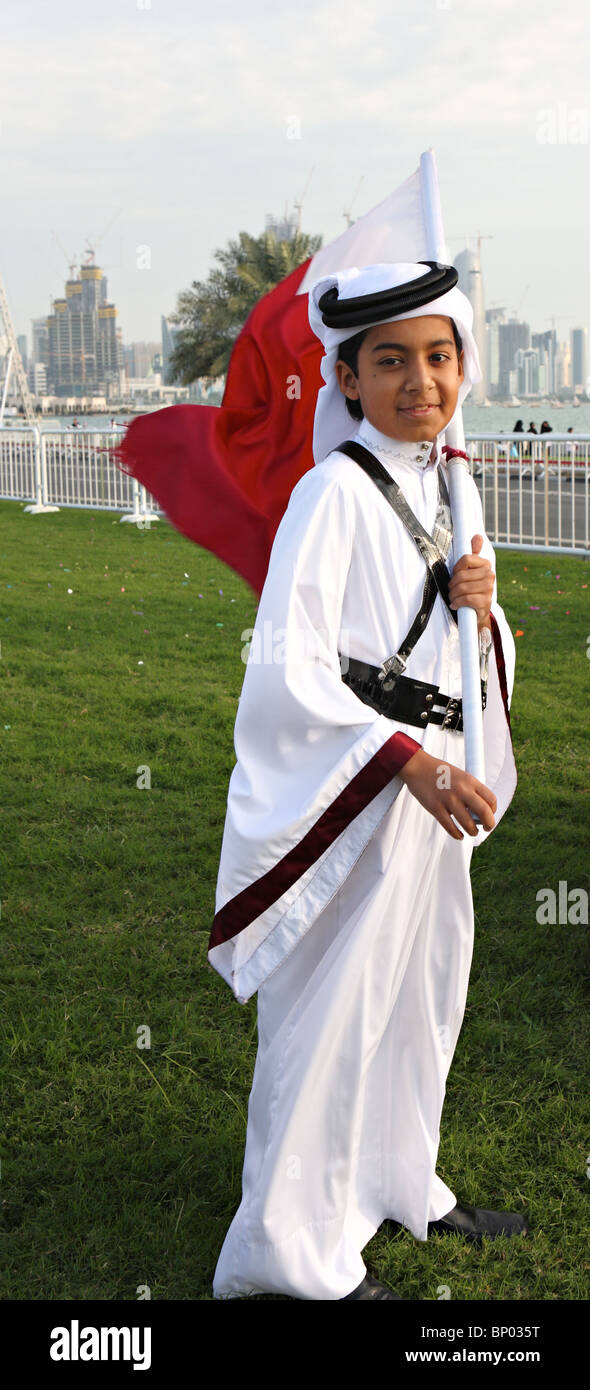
378;353;449;366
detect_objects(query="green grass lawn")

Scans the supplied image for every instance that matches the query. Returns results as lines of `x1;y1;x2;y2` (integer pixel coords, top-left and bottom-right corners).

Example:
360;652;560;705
0;498;588;1301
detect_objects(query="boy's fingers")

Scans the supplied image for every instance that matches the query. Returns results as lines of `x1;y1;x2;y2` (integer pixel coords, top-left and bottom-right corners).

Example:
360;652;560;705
452;550;489;574
471;779;497;811
443;764;497;810
448;796;480;837
436;807;464;841
466;794;496;830
449;572;494;596
457;780;496;819
444;782;496;833
450;567;493;586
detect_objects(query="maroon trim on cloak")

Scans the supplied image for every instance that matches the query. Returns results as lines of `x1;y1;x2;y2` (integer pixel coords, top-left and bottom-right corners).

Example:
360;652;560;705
489;611;513;745
208;730;420;950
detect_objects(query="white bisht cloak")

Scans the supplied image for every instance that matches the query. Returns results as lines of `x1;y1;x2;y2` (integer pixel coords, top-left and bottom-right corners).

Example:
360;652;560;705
208;418;516;1005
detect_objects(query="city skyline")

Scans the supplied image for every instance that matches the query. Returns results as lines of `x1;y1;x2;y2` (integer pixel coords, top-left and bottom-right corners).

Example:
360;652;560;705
23;240;590;352
16;243;588;404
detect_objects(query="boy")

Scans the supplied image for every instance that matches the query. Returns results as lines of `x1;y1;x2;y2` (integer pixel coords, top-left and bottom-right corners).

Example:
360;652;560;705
209;260;525;1300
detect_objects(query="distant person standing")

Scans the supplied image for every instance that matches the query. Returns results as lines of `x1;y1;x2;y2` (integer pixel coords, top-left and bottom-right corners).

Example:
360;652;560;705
538;420;554;476
511;419;524;460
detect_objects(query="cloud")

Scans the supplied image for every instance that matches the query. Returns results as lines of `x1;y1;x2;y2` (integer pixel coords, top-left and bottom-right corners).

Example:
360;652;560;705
2;0;588;339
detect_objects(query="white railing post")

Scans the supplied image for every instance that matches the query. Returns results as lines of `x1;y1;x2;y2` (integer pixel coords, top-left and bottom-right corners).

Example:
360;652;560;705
120;477;160;526
23;426;59;514
120;475;142;524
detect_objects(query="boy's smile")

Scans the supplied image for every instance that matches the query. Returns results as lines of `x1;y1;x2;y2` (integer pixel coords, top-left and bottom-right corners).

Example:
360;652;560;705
335;313;464;443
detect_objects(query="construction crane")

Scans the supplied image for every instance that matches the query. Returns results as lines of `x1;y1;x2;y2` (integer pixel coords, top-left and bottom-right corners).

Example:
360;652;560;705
546;313;574;333
0;272;37;426
293;168;315;235
50;229;78;282
514;283;530;319
343;175;365;228
83;206;124;266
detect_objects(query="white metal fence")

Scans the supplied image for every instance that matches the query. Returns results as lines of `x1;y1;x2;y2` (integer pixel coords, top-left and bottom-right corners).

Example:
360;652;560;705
464;432;590;555
1;425;589;555
0;426;158;523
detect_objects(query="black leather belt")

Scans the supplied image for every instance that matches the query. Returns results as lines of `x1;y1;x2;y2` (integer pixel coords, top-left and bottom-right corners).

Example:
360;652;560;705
339;654;487;733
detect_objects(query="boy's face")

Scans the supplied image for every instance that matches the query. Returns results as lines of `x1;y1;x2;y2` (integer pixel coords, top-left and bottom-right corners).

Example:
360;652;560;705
335;313;464;443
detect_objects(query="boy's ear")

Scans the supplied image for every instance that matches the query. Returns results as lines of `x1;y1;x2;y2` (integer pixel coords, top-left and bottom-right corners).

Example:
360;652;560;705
334;359;360;401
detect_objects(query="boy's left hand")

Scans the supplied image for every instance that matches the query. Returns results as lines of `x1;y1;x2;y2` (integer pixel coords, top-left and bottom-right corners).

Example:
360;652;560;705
448;534;494;628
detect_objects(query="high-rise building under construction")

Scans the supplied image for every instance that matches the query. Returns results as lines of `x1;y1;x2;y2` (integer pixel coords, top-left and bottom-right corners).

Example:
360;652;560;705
45;255;123;396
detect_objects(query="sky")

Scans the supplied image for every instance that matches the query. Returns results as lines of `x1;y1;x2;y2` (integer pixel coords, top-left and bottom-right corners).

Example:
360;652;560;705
2;0;589;348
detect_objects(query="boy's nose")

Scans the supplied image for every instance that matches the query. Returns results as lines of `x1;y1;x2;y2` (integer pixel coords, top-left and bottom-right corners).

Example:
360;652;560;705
403;362;436;391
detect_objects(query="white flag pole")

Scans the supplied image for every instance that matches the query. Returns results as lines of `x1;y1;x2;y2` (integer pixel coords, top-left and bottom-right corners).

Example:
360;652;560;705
419;149;486;785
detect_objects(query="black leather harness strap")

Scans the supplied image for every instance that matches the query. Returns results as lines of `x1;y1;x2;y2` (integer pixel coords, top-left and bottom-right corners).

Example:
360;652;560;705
336;439;457;617
334;437;487;734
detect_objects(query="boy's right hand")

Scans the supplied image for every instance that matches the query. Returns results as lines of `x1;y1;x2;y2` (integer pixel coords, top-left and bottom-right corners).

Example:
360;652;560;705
398;748;497;839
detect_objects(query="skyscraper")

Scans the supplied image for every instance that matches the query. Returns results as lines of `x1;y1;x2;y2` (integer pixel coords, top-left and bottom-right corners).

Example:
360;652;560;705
485;307;506;398
32;317;49;365
532;329;557;396
45;255;123;396
571;327;588;394
498;320;530;398
453;248;487;405
161;315;179;385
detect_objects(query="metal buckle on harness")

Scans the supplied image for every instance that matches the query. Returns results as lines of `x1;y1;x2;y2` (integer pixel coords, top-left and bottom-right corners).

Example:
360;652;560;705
377;653;407;691
439;697;462;731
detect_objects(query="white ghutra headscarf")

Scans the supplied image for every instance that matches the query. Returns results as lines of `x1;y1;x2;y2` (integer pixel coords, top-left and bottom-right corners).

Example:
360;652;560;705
308;260;482;464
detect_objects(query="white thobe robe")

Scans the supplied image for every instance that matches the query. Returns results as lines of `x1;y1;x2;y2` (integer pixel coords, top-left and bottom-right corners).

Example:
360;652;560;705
209;416;517;1299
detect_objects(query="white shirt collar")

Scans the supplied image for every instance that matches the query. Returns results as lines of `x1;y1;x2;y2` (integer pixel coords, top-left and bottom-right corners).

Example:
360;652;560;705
353;415;443;472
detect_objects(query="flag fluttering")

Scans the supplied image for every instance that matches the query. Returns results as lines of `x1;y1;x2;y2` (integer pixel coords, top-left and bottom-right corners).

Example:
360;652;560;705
110;165;435;594
110;259;323;595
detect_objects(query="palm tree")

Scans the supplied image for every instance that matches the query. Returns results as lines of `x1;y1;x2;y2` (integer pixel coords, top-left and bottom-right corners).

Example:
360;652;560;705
167;227;322;385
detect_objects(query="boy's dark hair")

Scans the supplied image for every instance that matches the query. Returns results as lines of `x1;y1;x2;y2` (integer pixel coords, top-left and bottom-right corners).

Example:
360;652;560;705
336;319;464;421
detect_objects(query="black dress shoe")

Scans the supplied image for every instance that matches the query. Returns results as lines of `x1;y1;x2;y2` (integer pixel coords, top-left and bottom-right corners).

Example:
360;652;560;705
339;1273;403;1300
427;1202;530;1242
